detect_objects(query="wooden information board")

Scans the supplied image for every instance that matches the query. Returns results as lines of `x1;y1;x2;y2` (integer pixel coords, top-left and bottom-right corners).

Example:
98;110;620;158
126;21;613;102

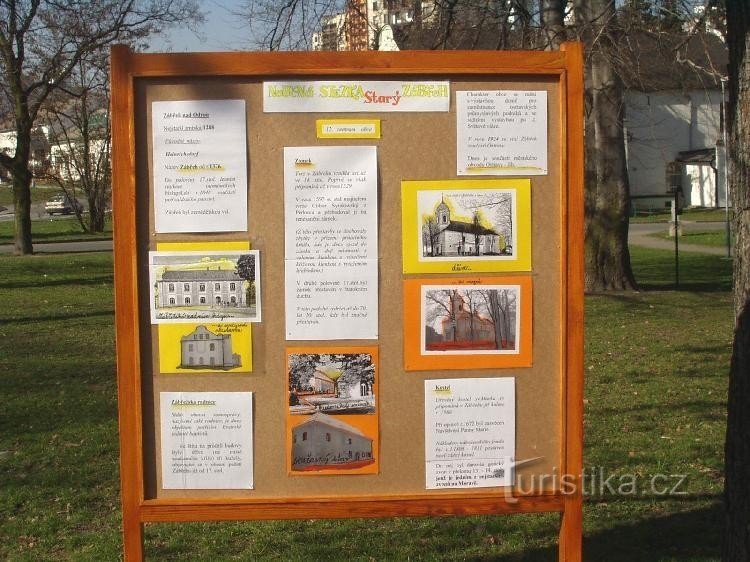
111;44;584;561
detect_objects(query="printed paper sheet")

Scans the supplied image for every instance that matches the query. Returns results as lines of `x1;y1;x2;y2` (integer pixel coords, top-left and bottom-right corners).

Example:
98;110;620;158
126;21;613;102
152;99;247;232
160;392;253;489
284;146;378;340
425;378;515;489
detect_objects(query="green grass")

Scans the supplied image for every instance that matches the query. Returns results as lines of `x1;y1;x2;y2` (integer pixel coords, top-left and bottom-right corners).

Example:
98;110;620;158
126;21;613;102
631;208;730;223
649;229;730;248
0;217;112;245
0;247;731;560
631;246;733;291
0;183;61;207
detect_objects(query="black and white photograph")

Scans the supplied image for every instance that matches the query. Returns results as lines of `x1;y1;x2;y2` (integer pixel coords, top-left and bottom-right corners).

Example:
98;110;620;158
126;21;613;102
149;250;261;324
418;189;516;261
287;350;376;416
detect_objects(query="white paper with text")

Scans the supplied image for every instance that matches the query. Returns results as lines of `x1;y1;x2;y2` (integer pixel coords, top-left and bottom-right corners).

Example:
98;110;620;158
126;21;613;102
152;99;247;233
457;91;547;176
284;146;378;340
425;378;515;489
160;392;253;489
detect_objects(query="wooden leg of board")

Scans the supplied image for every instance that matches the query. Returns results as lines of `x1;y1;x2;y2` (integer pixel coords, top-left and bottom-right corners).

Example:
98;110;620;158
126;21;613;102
559;495;583;561
122;515;144;562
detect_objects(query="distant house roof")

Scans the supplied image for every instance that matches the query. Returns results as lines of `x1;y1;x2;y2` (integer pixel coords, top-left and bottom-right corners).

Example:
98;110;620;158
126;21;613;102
445;220;498;236
677;148;716;165
617;30;726;92
161;269;240;282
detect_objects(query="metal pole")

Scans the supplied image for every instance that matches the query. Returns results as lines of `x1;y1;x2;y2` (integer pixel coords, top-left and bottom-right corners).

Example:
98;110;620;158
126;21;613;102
721;77;731;258
674;191;679;288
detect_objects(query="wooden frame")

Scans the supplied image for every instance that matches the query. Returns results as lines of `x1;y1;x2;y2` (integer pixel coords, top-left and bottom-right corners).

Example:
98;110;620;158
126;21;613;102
110;44;584;561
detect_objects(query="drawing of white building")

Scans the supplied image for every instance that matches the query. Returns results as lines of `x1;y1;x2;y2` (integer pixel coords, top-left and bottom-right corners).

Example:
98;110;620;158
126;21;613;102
157;268;245;307
291;412;373;470
179;325;240;369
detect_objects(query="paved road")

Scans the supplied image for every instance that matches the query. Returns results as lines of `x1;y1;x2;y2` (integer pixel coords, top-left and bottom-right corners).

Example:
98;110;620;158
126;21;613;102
629;221;730;256
0;239;113;254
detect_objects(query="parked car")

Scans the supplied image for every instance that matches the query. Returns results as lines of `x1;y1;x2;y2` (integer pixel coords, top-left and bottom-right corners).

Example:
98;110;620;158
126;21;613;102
45;193;82;215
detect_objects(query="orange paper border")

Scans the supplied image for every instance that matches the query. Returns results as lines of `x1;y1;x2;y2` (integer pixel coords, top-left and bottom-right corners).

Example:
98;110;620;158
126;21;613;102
404;277;532;371
285;346;379;475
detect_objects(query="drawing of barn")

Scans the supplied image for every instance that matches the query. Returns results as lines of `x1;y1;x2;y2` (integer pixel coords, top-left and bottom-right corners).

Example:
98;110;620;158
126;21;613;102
291;412;374;470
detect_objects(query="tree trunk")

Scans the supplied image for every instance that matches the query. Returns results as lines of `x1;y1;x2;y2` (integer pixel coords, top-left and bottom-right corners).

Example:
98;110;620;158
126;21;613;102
723;3;750;559
488;289;504;349
11;161;33;255
541;0;566;49
577;0;637;291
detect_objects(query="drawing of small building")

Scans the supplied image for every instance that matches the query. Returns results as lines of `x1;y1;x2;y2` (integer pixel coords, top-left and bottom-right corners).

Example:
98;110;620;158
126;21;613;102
425;197;504;257
291;412;373;470
157;268;245;308
309;369;335;394
180;325;241;369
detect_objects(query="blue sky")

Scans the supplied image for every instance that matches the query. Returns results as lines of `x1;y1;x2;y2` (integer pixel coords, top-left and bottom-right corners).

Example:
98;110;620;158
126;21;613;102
146;0;252;52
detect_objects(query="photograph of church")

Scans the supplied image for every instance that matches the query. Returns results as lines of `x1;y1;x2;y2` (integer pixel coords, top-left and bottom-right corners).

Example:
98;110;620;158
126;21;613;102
422;284;519;354
418;189;515;260
178;325;241;370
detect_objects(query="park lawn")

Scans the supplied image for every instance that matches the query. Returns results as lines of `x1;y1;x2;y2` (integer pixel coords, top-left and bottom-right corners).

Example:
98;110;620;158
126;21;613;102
0;217;112;245
0;248;731;561
649;229;729;248
631;208;729;224
0;184;61;207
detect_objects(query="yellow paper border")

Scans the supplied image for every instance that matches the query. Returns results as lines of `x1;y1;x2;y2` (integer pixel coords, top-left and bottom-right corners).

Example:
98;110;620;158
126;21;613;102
316;119;381;139
156;241;251;252
156;241;253;373
158;322;253;374
401;179;531;273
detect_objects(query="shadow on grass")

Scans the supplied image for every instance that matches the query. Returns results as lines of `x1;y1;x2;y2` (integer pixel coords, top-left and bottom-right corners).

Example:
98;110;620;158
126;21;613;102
592;399;724;417
630;247;732;293
0;275;112;289
637;282;731;293
465;503;722;561
1;309;113;324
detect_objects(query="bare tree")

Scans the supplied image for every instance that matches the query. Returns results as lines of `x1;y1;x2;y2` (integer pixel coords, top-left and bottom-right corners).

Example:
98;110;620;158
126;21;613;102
240;0;722;291
0;0;203;254
477;288;515;349
238;0;345;51
723;2;750;559
573;0;638;290
43;54;111;233
425;289;458;341
422;213;441;256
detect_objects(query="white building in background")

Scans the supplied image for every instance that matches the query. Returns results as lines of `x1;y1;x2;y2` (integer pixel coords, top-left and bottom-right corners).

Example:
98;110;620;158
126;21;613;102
621;31;727;211
625;89;725;209
0;126;50;179
312;12;349;51
312;0;437;51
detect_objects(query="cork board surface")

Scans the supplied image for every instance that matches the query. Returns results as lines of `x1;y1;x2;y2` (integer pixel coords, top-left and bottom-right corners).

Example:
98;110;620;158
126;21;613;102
133;76;563;500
